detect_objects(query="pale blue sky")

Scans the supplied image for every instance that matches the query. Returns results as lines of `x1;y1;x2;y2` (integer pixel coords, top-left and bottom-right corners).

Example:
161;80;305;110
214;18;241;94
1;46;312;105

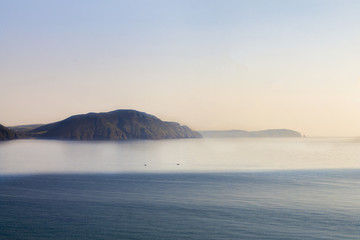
1;0;360;136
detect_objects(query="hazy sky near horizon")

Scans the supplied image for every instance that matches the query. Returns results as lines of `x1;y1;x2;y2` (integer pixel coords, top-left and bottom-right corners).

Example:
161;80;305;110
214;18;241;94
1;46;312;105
1;0;360;137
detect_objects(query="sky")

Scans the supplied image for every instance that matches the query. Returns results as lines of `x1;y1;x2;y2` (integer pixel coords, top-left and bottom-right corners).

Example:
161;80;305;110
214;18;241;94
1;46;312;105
1;0;360;137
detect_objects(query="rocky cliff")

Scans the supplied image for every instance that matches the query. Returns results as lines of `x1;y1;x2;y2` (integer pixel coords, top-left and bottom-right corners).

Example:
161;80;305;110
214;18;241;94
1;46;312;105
0;124;17;140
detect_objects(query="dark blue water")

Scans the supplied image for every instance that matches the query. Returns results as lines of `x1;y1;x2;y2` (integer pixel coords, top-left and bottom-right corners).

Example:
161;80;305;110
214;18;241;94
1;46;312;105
1;170;360;239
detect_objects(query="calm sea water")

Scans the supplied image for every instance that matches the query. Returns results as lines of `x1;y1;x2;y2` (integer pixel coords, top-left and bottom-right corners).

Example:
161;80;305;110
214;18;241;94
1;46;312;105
1;138;360;239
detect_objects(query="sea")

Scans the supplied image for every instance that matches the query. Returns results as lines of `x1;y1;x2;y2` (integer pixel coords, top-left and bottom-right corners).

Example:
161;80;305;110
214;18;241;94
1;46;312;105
0;138;360;239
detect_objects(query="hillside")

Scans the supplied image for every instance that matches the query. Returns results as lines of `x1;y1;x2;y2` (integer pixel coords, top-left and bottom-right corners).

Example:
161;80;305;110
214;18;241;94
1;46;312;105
0;124;17;140
31;109;201;140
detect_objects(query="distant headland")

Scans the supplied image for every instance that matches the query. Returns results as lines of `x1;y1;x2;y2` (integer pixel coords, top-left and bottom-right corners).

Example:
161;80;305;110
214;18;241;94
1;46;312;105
199;129;302;138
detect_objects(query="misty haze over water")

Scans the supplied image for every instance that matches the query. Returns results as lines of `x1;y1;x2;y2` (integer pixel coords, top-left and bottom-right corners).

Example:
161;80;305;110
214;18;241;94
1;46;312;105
1;138;360;239
1;138;360;174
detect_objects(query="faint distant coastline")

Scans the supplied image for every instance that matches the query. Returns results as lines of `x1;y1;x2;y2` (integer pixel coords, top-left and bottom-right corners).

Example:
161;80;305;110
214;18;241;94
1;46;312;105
3;109;201;141
9;124;44;133
199;129;302;138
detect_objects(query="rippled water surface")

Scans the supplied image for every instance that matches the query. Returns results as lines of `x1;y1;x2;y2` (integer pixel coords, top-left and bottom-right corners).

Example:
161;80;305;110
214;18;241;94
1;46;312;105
1;138;360;239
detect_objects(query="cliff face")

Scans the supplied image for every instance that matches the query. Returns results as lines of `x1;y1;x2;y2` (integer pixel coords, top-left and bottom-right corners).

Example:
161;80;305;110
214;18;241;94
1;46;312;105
0;124;17;141
31;110;202;140
200;129;302;138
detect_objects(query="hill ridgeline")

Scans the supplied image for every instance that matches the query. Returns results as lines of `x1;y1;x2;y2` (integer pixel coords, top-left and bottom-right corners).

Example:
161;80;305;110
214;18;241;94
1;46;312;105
30;109;202;140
